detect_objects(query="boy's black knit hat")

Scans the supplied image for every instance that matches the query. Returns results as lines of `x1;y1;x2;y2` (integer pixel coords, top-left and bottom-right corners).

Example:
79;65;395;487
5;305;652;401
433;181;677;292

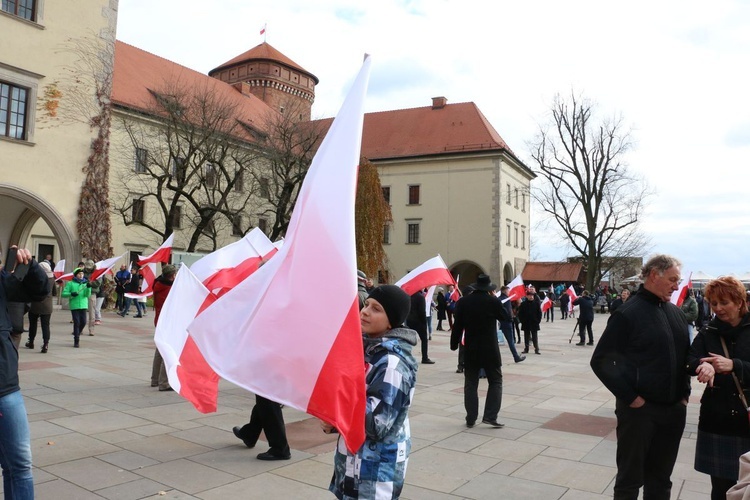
367;285;411;328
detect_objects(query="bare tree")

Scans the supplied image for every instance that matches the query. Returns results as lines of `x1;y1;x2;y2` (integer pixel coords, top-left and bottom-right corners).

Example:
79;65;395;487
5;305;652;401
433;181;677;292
355;157;392;278
528;92;651;291
252;100;326;240
112;79;262;252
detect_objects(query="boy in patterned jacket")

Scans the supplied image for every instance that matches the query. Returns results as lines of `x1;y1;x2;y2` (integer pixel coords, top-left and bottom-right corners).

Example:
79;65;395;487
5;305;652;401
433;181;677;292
325;285;418;499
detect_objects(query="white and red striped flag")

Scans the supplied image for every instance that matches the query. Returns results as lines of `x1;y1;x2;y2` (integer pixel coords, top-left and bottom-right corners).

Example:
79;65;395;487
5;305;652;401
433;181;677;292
125;263;157;299
155;266;219;413
505;274;525;302
138;234;174;267
541;296;553;313
395;255;457;296
155;229;276;414
53;259;66;279
670;272;693;307
191;228;276;296
566;285;578;313
89;253;128;282
188;56;372;453
425;285;437;317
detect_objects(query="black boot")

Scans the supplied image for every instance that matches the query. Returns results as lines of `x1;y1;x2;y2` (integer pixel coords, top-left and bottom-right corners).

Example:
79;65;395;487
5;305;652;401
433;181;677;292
41;343;48;353
74;337;80;348
25;340;34;349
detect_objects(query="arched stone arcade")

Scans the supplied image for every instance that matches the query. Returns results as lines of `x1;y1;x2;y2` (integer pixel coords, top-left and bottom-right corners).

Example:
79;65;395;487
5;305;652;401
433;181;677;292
0;184;77;269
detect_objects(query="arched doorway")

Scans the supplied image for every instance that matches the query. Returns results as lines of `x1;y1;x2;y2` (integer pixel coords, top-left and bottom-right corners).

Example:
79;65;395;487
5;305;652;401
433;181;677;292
0;184;76;269
449;260;485;291
503;262;515;285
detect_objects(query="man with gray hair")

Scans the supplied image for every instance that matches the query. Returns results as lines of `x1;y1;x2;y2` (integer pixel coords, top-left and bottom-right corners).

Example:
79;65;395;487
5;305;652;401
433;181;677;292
591;254;690;500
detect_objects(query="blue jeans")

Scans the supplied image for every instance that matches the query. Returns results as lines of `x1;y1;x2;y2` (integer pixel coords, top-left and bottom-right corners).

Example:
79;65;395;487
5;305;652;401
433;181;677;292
120;297;133;315
500;321;523;361
0;390;34;499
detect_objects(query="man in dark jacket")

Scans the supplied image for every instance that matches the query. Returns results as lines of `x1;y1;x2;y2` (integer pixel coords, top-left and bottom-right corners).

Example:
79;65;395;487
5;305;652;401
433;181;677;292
591;254;690;500
573;290;596;345
450;274;509;428
1;247;49;498
406;290;433;364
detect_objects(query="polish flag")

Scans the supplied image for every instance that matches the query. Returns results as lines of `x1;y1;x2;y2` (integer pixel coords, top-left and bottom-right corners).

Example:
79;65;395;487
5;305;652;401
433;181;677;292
566;285;578;313
138;234;175;267
504;274;525;302
156;230;275;413
425;285;437;317
155;266;219;413
188;56;372;453
190;228;277;296
89;253;128;282
670;273;693;307
260;23;266;35
125;263;157;299
53;259;66;279
395;255;457;296
541;296;552;312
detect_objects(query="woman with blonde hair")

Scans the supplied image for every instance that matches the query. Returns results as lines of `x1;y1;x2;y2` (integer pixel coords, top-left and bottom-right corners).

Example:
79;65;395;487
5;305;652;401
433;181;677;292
688;276;750;499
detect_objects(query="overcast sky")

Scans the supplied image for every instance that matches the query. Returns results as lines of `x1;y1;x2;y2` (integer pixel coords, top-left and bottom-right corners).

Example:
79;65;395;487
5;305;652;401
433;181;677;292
116;0;750;279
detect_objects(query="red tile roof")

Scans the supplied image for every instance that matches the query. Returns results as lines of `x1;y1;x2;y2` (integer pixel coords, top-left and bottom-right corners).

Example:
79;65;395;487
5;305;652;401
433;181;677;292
112;41;275;138
316;100;527;168
209;42;318;83
521;262;584;282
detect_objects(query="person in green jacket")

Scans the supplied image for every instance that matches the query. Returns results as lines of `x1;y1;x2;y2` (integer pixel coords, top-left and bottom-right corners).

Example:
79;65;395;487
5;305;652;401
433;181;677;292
61;268;91;348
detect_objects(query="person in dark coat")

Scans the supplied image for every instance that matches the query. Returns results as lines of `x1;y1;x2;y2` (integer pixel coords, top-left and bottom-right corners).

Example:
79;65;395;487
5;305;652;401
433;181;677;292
687;276;750;499
591;254;689;500
559;290;570;320
407;290;433;364
573;290;595;345
25;261;55;353
450;274;509;428
436;288;447;330
0;247;49;497
517;289;542;354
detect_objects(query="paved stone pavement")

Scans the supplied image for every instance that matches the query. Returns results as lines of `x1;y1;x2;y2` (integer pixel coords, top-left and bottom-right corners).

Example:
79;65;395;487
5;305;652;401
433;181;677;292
12;308;712;499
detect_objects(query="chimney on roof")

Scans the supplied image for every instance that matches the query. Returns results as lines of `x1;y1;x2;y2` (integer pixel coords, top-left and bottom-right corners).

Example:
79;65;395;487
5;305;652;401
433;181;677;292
432;96;447;109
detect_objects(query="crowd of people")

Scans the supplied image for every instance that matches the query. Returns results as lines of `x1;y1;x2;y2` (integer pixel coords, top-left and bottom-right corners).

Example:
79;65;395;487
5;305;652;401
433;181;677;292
8;249;750;499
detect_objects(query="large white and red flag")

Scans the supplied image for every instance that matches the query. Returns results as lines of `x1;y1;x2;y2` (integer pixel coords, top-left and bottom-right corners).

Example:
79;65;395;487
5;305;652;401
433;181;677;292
155;266;219;413
670;272;693;307
190;228;276;296
156;229;275;413
541;296;553;313
53;259;66;279
89;253;128;282
188;56;372;453
504;274;525;302
125;263;157;299
566;285;578;313
395;255;457;296
425;285;437;317
138;234;174;267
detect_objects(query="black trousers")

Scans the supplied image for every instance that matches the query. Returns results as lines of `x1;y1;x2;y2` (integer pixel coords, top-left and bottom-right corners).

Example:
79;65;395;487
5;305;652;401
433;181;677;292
236;395;289;455
579;320;593;343
613;399;686;500
417;328;429;361
463;355;502;424
28;312;50;344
